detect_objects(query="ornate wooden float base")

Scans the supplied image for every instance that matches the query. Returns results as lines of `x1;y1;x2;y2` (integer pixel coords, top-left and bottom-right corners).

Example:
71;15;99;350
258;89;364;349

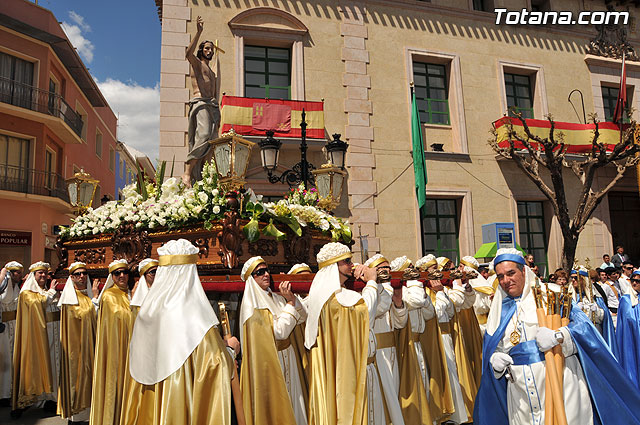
55;211;333;282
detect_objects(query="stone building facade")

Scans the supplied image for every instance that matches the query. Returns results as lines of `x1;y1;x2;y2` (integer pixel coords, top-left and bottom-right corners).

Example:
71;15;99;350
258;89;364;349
155;0;640;274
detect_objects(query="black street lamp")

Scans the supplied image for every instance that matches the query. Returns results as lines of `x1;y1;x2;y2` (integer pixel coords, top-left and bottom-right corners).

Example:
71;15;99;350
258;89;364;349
258;109;348;189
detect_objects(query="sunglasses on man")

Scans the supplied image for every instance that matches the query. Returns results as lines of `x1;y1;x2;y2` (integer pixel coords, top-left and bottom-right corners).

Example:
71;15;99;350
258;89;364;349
252;268;270;277
632;279;640;283
112;269;129;277
72;271;88;277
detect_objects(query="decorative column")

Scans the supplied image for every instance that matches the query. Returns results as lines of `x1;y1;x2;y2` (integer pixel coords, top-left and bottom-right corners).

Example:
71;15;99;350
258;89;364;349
340;2;378;261
158;0;191;175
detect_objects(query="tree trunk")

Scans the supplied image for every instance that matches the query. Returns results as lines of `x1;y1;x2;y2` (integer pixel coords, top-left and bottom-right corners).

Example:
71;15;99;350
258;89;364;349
561;234;579;272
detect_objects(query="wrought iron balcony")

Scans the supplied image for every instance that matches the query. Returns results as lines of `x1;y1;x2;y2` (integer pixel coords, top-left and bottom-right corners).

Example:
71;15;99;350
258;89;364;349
0;164;69;203
0;77;84;138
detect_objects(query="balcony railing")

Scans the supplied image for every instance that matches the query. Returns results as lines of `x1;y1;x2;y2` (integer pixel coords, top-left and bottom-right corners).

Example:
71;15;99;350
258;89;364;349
0;164;69;203
0;77;84;138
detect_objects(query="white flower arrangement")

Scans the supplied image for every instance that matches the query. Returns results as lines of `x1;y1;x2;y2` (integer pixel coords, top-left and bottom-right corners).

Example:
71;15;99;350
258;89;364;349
60;162;352;244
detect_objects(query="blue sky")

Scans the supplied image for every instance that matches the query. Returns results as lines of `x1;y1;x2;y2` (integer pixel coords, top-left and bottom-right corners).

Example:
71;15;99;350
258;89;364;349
39;0;162;160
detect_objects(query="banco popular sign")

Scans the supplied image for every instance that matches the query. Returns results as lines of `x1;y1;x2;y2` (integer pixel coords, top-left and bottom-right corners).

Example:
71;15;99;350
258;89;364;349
0;231;31;246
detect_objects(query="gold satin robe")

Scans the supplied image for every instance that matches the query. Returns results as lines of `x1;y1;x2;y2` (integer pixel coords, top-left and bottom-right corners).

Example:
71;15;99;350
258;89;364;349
423;288;457;423
58;289;97;418
452;308;482;417
395;315;433;424
308;294;369;425
11;290;58;409
240;309;298;425
121;326;233;425
90;286;133;425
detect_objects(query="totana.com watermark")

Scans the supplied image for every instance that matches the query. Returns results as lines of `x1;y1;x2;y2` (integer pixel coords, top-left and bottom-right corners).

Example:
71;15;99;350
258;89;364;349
494;8;629;25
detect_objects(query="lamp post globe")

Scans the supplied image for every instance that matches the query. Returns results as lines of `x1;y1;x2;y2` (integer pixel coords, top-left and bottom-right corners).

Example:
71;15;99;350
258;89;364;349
325;133;349;169
259;130;282;172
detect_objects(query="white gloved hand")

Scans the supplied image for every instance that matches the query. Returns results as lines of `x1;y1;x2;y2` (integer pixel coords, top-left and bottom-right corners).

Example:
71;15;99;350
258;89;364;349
576;302;583;311
536;327;559;352
489;352;514;374
590;302;599;312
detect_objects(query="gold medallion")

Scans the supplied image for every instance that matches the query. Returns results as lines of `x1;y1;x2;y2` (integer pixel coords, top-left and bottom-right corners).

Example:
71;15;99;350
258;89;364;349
510;330;521;346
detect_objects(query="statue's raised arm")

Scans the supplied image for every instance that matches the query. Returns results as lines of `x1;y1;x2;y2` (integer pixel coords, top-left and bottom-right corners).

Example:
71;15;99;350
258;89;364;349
182;16;222;187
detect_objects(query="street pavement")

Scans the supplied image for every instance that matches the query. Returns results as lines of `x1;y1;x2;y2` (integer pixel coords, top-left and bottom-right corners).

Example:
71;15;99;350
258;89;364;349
0;406;66;425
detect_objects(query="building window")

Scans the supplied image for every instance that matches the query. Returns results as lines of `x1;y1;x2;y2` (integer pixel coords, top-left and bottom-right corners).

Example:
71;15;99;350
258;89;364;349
48;78;59;115
472;0;494;12
120;159;125;179
421;199;460;264
0;134;29;169
601;85;631;123
517;200;548;277
44;148;55;189
95;129;103;158
109;147;115;172
0;134;29;186
76;102;88;141
505;73;534;118
530;0;551;12
413;62;450;125
0;52;35;109
244;46;291;100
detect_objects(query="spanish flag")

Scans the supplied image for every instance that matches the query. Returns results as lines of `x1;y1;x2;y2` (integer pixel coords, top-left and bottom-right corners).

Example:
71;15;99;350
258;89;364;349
494;117;623;153
220;96;325;139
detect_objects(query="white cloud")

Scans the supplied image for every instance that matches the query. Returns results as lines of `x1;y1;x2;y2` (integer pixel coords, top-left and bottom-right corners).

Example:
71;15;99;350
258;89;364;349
68;11;91;33
61;11;94;63
96;78;160;163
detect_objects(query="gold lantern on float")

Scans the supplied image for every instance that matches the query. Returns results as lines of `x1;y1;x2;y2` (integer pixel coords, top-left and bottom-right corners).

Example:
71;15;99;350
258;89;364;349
312;163;347;211
65;169;99;215
208;129;256;190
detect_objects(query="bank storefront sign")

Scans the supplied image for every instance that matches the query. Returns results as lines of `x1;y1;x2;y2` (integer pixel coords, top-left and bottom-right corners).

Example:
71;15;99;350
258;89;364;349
0;231;31;246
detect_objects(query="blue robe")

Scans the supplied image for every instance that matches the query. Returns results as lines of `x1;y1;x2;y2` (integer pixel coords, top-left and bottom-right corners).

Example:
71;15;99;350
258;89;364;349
474;297;640;425
576;292;620;359
615;294;640;389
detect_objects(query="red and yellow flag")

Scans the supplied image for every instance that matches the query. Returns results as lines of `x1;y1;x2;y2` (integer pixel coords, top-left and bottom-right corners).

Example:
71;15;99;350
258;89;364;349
220;96;325;139
493;117;623;153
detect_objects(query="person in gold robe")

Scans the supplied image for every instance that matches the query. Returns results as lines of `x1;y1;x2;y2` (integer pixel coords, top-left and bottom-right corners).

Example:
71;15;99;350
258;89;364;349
447;257;482;420
11;261;60;418
57;261;98;424
429;257;469;424
89;259;132;425
362;254;406;425
239;256;308;425
305;242;379;425
123;238;238;425
129;258;158;317
0;261;23;406
395;254;455;424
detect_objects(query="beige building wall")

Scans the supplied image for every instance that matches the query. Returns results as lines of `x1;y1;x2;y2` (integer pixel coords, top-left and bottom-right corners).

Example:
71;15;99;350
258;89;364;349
157;0;640;270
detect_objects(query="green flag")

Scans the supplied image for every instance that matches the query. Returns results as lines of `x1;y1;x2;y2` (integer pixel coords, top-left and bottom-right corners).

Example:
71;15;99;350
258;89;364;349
411;88;428;217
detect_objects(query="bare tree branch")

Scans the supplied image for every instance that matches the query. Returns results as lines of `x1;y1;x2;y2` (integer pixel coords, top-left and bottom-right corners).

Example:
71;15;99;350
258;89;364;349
489;112;639;270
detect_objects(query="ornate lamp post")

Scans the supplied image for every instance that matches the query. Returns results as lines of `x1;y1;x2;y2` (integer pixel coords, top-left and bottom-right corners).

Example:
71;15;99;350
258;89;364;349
65;169;99;215
258;110;348;189
208;129;256;191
